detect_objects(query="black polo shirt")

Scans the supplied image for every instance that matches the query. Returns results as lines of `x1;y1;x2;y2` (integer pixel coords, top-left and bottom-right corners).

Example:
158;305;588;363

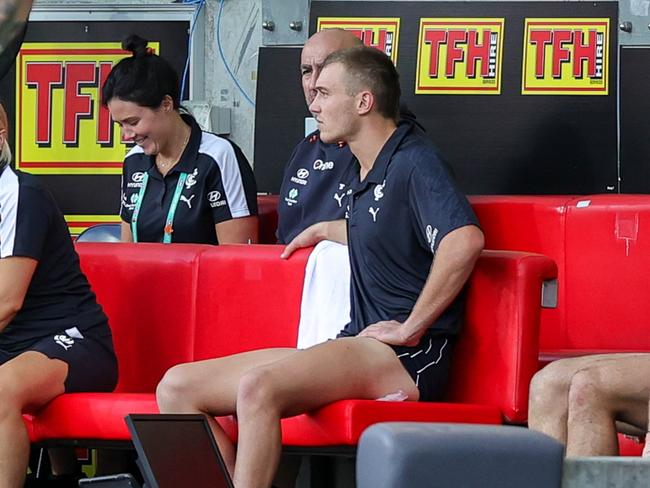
0;165;107;351
276;131;356;244
276;107;425;245
338;122;479;338
120;114;257;244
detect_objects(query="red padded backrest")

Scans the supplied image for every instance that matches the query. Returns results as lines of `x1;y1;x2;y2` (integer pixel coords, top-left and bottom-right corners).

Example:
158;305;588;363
446;251;557;422
469;196;572;350
564;195;650;349
76;242;209;392
257;195;280;244
193;245;309;360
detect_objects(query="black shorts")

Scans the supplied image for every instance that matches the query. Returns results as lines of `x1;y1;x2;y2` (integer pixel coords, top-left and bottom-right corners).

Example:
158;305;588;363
391;334;453;402
0;324;118;393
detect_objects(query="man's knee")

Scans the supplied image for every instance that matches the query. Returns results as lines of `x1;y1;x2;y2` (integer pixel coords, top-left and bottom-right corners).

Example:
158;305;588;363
530;361;575;406
156;364;195;411
567;368;608;413
237;367;280;417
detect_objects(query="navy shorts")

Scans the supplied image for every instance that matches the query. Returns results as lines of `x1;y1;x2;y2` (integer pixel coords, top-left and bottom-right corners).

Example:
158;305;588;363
390;334;454;402
0;324;118;393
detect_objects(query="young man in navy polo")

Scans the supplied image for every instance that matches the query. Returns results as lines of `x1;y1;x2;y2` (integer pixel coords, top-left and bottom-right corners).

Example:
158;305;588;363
277;29;424;246
157;46;483;488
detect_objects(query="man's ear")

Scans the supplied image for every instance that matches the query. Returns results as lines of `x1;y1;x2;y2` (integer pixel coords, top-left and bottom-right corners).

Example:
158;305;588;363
356;90;374;116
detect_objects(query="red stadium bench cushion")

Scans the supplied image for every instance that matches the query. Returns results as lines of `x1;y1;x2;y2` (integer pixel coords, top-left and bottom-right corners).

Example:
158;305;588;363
27;244;554;446
76;242;213;392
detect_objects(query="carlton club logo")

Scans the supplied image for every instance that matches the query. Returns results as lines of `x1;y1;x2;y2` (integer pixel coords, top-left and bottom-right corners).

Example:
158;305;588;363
15;42;158;175
522;19;609;95
416;18;505;95
317;17;400;64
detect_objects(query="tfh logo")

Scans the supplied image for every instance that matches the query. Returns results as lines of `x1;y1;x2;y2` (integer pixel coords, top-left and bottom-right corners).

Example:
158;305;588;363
424;29;498;79
348;28;395;57
528;29;604;79
522;19;609;95
25;61;115;146
416;19;504;95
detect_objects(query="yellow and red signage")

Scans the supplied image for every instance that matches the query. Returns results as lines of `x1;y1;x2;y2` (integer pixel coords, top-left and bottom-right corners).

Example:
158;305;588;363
65;214;121;237
317;17;400;64
522;19;609;95
15;42;158;175
416;18;505;95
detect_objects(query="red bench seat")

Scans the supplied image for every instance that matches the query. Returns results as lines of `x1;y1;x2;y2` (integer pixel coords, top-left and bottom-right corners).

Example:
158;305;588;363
27;243;555;447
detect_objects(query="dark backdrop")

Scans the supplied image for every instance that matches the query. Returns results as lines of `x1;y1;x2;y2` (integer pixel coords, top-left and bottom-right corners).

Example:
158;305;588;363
254;1;619;195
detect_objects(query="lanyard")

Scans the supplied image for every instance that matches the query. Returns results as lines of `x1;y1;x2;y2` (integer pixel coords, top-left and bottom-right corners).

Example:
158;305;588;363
131;172;188;243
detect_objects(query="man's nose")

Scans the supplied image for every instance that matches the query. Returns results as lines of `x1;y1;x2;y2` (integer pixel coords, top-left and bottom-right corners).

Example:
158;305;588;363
307;67;319;92
309;97;319;114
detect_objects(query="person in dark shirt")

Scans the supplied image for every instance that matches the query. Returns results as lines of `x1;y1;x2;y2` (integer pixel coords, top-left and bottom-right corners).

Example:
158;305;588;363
277;29;425;245
103;35;258;245
156;47;483;488
0;103;117;486
276;29;362;244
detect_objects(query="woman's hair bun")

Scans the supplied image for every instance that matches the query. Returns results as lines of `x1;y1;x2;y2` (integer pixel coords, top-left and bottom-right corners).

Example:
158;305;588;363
122;35;149;58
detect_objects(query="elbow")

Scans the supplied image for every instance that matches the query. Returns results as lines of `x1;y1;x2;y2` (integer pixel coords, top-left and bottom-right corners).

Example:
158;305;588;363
468;225;485;259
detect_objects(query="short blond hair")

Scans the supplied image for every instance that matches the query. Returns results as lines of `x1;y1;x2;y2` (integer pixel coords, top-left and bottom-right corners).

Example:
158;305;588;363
0;103;10;167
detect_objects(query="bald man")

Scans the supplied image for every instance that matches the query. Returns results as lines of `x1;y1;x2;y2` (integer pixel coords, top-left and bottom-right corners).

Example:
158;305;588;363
276;29;363;244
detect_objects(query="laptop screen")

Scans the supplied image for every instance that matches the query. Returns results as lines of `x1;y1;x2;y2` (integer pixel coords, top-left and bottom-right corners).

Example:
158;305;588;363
125;414;234;488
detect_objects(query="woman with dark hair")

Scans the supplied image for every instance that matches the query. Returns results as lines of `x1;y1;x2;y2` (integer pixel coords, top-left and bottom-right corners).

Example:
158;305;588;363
0;102;118;487
103;35;258;244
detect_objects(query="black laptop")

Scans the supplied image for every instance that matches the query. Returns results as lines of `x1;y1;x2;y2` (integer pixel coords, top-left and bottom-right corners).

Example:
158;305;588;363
125;414;234;488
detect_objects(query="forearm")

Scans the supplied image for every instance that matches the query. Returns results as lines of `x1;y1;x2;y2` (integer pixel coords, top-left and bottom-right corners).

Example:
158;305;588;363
216;216;259;244
281;219;347;258
319;219;347;245
401;225;483;343
120;222;133;242
0;304;19;332
0;256;37;332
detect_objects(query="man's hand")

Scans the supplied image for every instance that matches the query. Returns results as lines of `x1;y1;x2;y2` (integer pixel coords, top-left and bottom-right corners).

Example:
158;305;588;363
358;320;420;347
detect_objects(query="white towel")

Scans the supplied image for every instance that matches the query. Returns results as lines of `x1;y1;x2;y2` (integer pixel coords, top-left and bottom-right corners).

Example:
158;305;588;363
297;240;351;349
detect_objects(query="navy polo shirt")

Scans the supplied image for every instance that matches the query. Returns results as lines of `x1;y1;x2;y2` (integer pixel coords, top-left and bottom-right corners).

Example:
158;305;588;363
276;132;356;244
339;122;479;338
0;166;107;351
120;114;257;244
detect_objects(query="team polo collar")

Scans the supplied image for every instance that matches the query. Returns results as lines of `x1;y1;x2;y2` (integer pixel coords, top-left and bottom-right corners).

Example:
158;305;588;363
351;122;412;192
144;114;201;180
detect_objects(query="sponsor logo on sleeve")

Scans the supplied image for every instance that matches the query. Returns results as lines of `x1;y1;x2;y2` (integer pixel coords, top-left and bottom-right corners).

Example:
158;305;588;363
207;190;227;208
290;168;310;185
285;188;299;206
127;171;145;188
